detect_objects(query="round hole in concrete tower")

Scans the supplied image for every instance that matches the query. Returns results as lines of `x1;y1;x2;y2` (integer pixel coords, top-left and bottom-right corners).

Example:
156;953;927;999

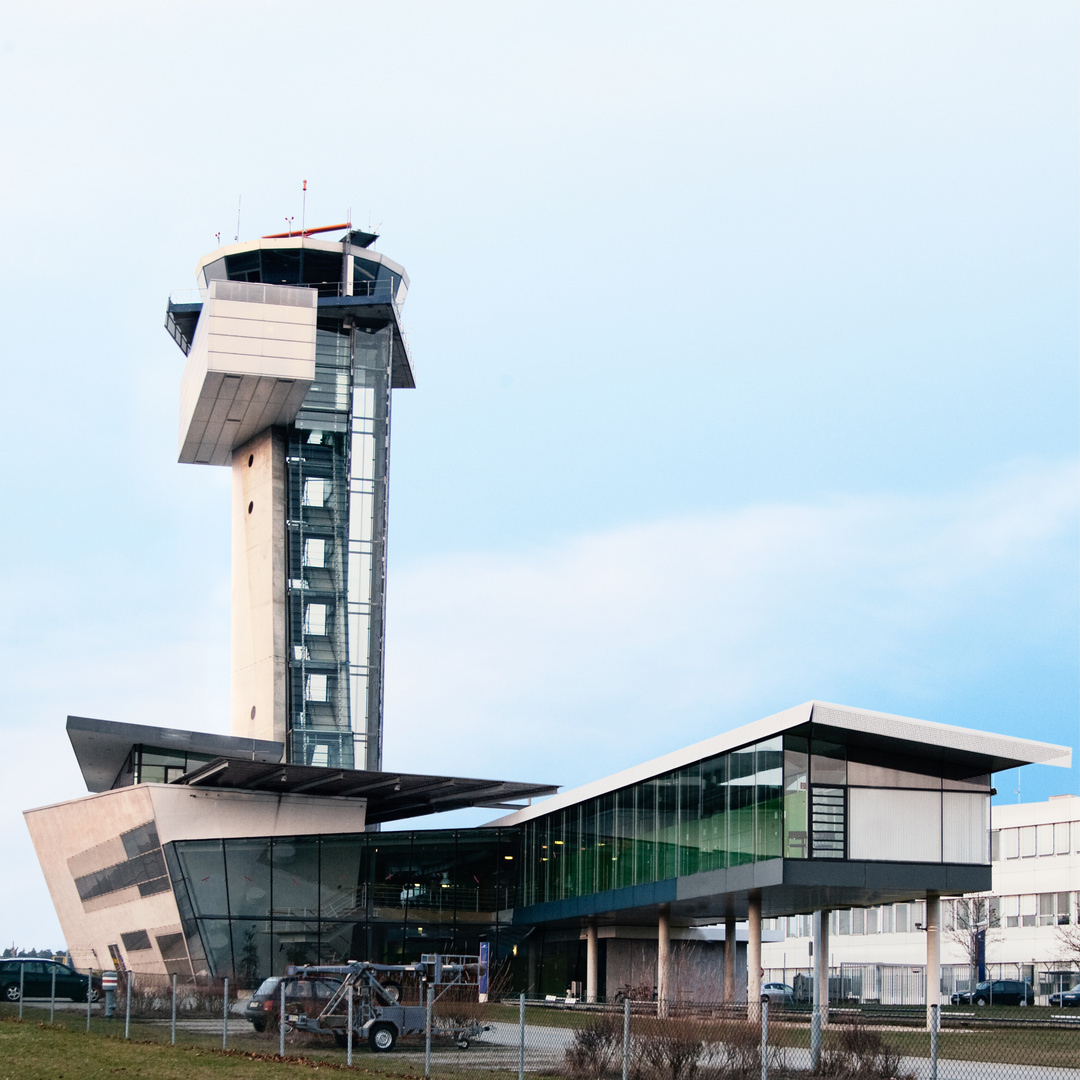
248;454;254;467
248;501;254;514
250;706;256;720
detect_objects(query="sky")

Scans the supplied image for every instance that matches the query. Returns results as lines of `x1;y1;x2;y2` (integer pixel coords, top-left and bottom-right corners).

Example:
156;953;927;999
0;1;1076;949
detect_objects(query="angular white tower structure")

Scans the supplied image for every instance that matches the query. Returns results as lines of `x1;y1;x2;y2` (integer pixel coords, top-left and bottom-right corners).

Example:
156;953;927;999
165;227;413;771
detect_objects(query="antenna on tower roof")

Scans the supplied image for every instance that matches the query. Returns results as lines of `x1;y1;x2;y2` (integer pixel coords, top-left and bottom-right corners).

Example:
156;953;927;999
302;179;307;234
235;195;242;242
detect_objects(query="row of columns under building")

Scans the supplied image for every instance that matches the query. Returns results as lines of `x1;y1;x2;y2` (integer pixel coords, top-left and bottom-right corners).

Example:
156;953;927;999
582;895;942;1031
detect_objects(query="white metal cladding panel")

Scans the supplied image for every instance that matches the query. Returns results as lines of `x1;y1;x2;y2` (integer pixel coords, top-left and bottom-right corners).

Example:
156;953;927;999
209;279;318;308
943;791;990;863
179;283;316;465
811;704;1071;767
849;787;942;863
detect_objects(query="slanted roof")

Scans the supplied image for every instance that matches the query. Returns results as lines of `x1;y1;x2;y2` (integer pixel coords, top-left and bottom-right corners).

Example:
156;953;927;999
491;700;1072;827
65;716;557;824
176;757;558;825
66;715;283;793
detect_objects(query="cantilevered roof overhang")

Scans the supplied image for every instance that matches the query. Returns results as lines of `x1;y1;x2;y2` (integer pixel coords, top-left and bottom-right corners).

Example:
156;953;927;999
67;715;283;793
491;700;1071;828
65;715;556;825
174;757;557;825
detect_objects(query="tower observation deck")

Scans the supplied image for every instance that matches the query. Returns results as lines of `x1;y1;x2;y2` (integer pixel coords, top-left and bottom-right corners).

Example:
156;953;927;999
165;227;413;771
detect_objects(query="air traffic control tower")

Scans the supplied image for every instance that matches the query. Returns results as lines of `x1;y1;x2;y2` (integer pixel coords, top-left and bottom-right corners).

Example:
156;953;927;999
164;226;413;772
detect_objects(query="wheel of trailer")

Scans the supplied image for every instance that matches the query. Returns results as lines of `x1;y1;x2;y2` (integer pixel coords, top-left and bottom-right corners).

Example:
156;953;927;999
368;1023;397;1053
334;1031;351;1048
379;979;402;1003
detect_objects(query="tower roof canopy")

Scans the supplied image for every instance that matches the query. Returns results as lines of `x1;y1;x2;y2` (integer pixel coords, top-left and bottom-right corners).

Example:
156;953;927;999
66;715;556;823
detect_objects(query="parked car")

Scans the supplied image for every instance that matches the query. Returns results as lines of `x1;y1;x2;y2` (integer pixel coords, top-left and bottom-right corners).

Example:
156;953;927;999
244;974;346;1032
0;958;100;1002
950;980;1034;1006
760;982;795;1006
1048;984;1080;1007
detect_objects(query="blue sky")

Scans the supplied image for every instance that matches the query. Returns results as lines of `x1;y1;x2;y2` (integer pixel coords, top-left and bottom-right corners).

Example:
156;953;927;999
0;1;1076;948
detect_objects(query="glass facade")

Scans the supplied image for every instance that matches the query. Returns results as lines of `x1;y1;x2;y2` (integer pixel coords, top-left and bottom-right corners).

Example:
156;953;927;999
204;240;403;771
112;744;217;786
520;737;784;907
519;730;994;907
285;323;392;769
165;828;517;985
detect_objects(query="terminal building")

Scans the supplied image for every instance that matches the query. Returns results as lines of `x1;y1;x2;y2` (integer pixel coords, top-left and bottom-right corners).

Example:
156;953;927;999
24;225;1072;1018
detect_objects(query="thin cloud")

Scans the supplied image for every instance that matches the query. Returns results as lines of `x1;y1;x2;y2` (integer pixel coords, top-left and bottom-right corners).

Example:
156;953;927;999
384;459;1078;777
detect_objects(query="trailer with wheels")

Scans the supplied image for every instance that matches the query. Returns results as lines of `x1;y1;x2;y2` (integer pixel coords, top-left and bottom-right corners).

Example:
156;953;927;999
287;954;488;1052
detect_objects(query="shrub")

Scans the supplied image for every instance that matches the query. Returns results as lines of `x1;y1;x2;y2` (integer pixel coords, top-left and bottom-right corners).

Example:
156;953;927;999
564;1014;622;1078
817;1018;914;1079
633;1018;705;1080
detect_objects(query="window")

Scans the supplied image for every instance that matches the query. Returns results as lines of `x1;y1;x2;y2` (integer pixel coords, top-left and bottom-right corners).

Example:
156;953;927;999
991;830;1001;861
1055;822;1070;854
851;908;865;935
882;905;894;934
305;674;328;702
895;903;910;933
1037;824;1054;856
305;603;327;635
303;538;326;568
1020;894;1037;927
942;900;955;932
838;909;851;935
1039;893;1055;926
866;906;879;934
302;479;327;507
1019;827;1036;858
1005;829;1019;859
1004;895;1019;928
988;896;1001;928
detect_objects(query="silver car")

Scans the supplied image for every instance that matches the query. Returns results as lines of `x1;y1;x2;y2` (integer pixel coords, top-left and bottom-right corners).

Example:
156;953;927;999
760;982;795;1006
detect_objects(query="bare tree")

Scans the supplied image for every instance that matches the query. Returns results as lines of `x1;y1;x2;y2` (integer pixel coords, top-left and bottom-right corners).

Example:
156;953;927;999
946;897;1000;996
1053;923;1080;972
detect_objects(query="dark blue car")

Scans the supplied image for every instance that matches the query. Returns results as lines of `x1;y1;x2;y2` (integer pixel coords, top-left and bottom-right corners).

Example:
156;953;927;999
1048;984;1080;1007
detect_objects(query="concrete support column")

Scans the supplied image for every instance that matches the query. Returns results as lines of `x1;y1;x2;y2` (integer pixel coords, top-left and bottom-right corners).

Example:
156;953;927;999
813;909;830;1028
657;903;670;1018
747;896;762;1020
724;915;737;1004
585;920;598;1004
926;895;941;1031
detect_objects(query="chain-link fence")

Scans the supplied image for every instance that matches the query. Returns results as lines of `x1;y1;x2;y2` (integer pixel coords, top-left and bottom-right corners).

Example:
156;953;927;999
6;984;1080;1077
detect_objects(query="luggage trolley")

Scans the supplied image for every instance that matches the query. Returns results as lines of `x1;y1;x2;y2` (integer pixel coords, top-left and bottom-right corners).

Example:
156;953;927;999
287;953;489;1053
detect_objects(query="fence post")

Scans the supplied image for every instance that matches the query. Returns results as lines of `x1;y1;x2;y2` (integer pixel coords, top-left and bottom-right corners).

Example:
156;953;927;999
125;971;131;1040
279;980;286;1058
49;964;55;1023
425;985;434;1079
930;1002;938;1080
18;963;24;1020
86;970;92;1031
760;997;768;1080
810;1000;821;1071
347;987;354;1067
222;977;229;1050
622;997;631;1080
518;992;526;1080
171;973;177;1045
